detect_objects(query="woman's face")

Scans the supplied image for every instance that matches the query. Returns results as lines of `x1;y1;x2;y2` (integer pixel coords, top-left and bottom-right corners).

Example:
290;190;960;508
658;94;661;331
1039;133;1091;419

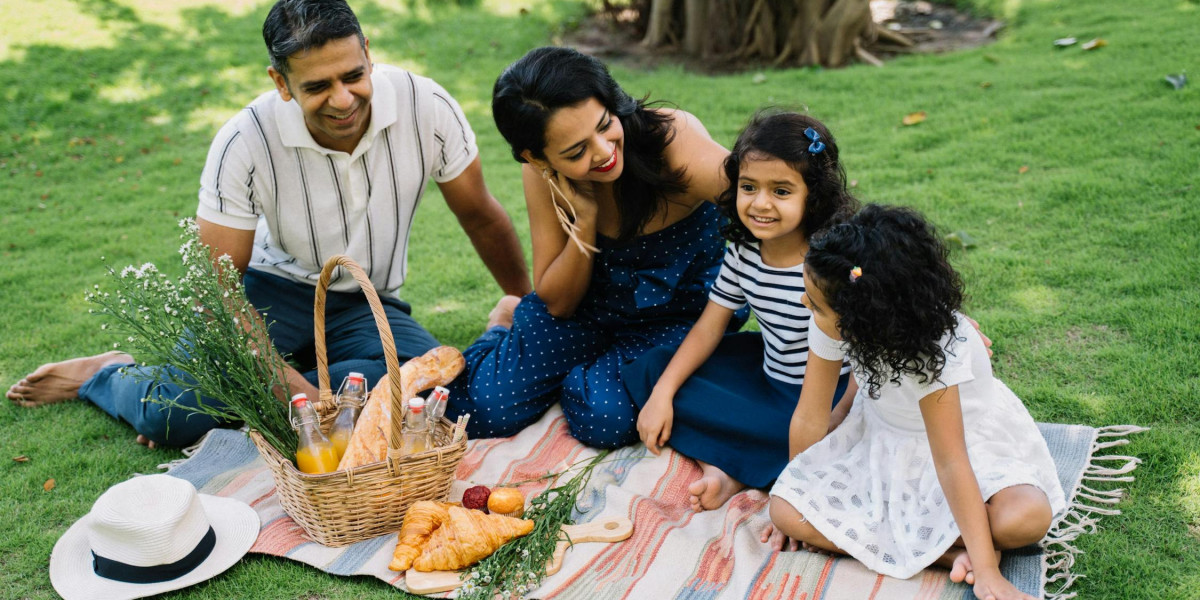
530;97;625;183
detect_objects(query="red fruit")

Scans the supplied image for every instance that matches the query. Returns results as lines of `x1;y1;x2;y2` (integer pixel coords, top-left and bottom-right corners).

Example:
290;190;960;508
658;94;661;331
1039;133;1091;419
461;485;491;512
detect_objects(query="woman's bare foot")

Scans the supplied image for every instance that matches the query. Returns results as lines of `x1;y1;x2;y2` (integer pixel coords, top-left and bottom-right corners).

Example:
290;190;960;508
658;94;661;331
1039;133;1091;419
6;351;132;407
687;462;746;511
486;295;522;330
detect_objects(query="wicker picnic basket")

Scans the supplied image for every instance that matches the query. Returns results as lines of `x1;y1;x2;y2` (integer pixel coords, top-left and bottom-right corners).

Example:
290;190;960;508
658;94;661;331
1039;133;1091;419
248;254;467;547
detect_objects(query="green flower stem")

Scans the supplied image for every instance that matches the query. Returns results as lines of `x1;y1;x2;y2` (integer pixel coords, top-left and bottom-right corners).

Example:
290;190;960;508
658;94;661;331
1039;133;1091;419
87;220;297;453
459;450;611;600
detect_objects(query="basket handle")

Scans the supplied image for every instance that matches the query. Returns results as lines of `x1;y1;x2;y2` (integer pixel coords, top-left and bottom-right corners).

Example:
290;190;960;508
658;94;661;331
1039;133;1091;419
313;255;405;448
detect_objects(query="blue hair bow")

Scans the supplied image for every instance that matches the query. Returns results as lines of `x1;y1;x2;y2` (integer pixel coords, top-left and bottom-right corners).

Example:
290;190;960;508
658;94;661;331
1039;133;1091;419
804;127;826;154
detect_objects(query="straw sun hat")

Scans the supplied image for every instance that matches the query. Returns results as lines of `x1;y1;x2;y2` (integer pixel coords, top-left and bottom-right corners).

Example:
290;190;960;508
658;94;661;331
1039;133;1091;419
50;474;258;600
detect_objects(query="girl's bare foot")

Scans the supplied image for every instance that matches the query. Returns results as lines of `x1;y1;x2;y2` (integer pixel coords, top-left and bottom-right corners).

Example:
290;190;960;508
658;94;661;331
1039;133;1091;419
687;462;746;511
486;295;522;330
949;551;976;585
6;351;132;407
759;524;800;551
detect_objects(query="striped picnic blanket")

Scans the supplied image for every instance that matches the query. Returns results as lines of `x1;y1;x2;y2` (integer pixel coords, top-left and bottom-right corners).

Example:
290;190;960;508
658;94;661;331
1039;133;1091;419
165;405;1142;599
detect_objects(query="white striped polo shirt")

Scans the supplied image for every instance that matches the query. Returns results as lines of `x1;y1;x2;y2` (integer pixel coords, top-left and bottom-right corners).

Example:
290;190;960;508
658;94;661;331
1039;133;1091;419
196;64;477;295
709;242;850;385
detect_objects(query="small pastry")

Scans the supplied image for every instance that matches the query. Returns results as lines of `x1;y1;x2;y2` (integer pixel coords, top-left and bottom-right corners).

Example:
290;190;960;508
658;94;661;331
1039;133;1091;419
487;487;525;518
461;485;491;513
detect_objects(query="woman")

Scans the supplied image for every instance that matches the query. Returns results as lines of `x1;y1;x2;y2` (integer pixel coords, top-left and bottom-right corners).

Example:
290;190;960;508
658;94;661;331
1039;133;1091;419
444;46;743;448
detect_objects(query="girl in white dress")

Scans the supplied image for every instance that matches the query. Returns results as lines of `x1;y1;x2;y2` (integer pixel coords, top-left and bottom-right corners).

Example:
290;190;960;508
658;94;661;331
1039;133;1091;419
768;205;1066;600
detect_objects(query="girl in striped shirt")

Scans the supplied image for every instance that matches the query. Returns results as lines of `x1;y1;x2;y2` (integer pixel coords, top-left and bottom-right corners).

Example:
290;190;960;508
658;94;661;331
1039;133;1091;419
623;111;859;511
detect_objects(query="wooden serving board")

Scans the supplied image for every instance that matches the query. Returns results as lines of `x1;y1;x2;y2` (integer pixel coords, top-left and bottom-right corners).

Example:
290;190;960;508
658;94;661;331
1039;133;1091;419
404;516;633;595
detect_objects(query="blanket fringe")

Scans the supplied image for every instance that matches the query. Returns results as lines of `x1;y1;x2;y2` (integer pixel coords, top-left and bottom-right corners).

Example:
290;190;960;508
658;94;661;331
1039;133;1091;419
1042;424;1146;600
153;428;223;472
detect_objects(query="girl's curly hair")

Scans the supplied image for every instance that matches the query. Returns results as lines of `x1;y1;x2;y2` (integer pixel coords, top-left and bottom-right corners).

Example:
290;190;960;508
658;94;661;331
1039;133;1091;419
717;111;858;246
805;204;964;398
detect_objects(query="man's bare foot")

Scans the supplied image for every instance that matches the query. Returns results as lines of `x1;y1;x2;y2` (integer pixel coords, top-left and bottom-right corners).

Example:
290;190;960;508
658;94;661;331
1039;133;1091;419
687;462;746;511
7;351;132;407
486;295;521;330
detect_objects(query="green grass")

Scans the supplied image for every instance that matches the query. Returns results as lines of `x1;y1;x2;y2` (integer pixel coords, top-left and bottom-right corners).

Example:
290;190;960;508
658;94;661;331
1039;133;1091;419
1;0;1197;598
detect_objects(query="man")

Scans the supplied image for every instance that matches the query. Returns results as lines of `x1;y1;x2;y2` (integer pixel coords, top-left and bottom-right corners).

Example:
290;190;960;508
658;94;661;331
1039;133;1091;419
6;0;530;447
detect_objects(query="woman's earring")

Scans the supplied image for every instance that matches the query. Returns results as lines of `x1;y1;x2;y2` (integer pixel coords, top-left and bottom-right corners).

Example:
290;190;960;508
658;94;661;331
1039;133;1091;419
541;168;598;255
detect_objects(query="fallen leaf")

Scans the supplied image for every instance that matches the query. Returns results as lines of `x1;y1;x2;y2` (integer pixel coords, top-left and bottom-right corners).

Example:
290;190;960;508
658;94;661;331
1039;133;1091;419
902;111;927;126
44;478;56;492
1018;165;1030;174
1053;37;1077;47
12;455;29;463
945;231;978;250
1165;73;1187;90
1081;38;1107;51
980;81;993;89
752;72;767;84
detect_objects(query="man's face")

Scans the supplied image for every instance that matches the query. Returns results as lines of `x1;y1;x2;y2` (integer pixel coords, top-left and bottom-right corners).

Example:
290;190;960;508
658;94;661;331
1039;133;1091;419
268;35;373;154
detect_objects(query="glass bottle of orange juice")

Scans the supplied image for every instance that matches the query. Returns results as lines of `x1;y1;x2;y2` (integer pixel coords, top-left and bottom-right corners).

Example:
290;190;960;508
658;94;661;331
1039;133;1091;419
329;372;367;459
290;393;339;474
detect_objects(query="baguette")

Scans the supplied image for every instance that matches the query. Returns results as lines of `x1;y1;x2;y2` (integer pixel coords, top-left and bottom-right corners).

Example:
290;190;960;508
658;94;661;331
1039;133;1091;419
336;346;465;470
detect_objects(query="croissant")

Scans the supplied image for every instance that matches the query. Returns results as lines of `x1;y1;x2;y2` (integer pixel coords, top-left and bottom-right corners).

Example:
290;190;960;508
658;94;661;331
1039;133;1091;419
388;501;452;572
412;506;535;572
338;346;466;470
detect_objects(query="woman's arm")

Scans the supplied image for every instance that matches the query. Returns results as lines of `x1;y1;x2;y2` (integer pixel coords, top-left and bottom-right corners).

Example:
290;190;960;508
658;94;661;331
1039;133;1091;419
660;109;730;206
638;301;734;454
523;164;598;318
787;354;844;458
921;386;1032;600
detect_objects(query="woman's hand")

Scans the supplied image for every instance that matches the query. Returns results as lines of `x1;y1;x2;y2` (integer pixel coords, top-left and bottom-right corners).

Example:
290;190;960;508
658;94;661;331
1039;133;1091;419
546;169;599;223
972;569;1035;600
637;391;675;455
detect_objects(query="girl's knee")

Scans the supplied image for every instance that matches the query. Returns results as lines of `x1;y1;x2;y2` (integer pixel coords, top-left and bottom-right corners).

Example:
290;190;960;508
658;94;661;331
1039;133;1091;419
988;485;1054;548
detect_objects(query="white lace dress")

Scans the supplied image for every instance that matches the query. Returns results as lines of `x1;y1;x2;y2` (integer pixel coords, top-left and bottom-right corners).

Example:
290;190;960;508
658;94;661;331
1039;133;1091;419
769;313;1066;579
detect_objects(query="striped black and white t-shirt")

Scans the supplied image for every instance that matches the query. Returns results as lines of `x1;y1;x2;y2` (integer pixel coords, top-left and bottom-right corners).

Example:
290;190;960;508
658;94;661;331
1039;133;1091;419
709;242;849;385
197;64;477;295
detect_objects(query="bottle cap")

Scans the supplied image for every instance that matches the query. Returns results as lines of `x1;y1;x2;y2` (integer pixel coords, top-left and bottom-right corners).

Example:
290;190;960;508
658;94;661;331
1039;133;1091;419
407;397;425;412
290;393;308;406
348;372;364;382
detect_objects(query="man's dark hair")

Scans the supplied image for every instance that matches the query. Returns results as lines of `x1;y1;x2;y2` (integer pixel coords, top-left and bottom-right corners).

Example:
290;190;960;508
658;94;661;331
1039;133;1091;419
263;0;364;78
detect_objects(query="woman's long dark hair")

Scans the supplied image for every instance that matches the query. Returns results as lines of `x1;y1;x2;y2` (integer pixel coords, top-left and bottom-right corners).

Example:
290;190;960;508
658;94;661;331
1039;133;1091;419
492;46;687;242
805;204;964;398
717;111;858;246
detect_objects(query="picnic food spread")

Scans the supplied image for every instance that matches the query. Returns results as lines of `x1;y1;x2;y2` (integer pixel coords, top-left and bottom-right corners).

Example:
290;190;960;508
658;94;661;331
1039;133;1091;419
337;346;465;470
388;501;534;572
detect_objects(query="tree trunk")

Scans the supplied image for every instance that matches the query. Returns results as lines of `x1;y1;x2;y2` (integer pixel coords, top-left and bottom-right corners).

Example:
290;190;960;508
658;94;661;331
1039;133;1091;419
682;0;708;55
641;0;675;48
638;0;908;69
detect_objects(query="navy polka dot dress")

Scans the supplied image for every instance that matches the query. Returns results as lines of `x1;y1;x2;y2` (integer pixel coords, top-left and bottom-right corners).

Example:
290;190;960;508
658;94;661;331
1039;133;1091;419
445;203;743;448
